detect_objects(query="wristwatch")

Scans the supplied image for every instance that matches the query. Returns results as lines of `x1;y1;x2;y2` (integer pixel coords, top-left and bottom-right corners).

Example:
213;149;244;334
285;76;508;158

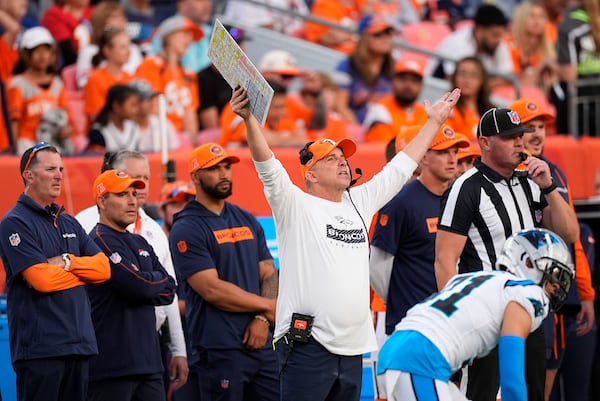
62;253;71;272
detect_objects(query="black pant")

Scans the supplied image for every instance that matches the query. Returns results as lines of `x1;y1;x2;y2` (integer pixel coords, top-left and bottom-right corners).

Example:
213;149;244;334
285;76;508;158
88;373;165;401
276;337;362;401
13;355;89;401
466;326;545;401
194;348;279;401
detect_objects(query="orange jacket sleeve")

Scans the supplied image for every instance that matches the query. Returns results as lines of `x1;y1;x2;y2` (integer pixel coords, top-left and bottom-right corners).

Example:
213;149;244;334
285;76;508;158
304;0;342;43
70;252;111;284
22;262;86;292
563;180;595;301
135;58;162;92
219;104;246;146
0;37;18;82
6;81;23;121
83;72;106;119
187;72;200;110
58;85;79;137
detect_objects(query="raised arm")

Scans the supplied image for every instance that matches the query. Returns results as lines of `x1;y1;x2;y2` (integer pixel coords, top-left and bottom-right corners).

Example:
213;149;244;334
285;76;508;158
230;86;272;162
402;88;461;164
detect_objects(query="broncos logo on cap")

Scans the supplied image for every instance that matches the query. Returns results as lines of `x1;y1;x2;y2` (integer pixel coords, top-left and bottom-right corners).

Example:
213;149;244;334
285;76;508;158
319;138;336;145
443;126;455;138
96;183;106;195
210;144;224;155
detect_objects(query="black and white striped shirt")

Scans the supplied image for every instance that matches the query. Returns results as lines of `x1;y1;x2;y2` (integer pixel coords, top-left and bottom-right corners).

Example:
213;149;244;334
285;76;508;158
439;159;547;273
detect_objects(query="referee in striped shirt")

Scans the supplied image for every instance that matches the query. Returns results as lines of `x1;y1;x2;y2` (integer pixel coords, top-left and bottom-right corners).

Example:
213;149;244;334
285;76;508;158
434;107;579;401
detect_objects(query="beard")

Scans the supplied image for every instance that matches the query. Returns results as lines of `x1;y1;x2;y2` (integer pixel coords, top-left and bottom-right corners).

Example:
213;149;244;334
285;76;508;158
480;41;497;55
201;179;232;200
394;93;418;107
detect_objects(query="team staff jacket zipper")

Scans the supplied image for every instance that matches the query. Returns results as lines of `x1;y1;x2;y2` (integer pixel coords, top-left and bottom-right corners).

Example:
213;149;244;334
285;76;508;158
0;193;110;362
87;223;176;380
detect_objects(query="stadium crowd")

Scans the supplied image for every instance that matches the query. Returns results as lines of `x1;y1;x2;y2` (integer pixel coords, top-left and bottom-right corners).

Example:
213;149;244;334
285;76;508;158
2;0;600;401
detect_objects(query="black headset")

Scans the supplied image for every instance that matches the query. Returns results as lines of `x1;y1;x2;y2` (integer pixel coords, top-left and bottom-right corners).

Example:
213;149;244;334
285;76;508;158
299;141;314;166
299;141;362;187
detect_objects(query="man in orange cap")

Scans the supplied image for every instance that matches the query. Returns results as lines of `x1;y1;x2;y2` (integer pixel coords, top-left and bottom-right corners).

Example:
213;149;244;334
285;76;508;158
87;169;177;401
456;142;481;178
169;143;279;401
371;125;470;312
509;98;596;401
370;125;469;398
230;83;461;401
76;150;189;398
158;180;195;236
363;58;428;142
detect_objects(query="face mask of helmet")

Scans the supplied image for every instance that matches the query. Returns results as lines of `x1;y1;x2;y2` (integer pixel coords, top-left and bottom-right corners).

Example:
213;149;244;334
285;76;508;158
536;257;573;311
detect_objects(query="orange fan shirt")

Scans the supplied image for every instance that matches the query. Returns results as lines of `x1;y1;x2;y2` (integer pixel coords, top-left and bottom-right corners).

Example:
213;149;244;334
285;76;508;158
0;37;18;82
446;107;479;140
307;112;350;142
7;75;74;143
83;67;133;120
135;56;199;133
286;93;349;141
219;103;300;147
505;36;542;75
363;96;428;142
286;95;312;127
304;0;361;54
0;37;18;151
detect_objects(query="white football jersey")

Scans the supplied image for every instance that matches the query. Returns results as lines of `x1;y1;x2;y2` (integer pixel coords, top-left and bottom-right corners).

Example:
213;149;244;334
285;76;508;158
397;271;549;372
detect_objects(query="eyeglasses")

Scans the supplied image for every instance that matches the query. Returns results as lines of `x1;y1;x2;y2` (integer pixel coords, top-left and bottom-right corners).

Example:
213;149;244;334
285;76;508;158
168;187;187;200
164;184;194;202
23;142;52;172
279;74;297;81
300;89;320;98
372;28;395;38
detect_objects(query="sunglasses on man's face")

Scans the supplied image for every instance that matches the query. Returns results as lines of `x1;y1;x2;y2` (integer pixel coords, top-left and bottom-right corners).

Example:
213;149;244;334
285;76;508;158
279;74;297;81
23;142;52;172
372;28;395;38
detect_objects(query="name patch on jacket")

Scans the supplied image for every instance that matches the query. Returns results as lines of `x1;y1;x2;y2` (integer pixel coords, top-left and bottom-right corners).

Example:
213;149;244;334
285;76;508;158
426;217;438;234
213;227;254;244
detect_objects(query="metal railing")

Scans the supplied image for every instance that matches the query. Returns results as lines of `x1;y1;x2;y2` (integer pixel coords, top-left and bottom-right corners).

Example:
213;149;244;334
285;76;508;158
568;77;600;138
